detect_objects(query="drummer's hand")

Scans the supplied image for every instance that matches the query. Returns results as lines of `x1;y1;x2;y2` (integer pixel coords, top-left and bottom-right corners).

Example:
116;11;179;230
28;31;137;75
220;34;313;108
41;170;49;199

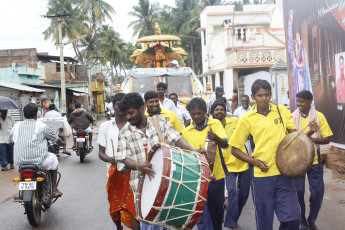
138;163;156;180
195;145;207;156
108;157;117;165
307;120;319;137
255;159;269;172
207;128;218;142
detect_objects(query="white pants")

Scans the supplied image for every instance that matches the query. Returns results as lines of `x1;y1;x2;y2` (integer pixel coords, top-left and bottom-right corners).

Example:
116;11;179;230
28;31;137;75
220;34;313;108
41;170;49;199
73;127;92;134
40;152;59;170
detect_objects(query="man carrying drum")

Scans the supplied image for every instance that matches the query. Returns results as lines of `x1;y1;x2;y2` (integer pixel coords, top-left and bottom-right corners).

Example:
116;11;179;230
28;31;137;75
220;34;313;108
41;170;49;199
211;100;250;230
229;79;300;230
98;93;136;230
144;91;184;133
293;90;333;230
115;92;205;230
182;97;229;230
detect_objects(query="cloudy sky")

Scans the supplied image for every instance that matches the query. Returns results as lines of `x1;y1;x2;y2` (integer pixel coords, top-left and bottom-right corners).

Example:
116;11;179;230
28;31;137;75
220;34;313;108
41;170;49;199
0;0;175;57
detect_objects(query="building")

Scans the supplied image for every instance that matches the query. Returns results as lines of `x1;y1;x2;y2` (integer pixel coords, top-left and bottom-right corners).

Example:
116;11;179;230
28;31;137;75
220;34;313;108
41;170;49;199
0;48;99;113
198;1;287;103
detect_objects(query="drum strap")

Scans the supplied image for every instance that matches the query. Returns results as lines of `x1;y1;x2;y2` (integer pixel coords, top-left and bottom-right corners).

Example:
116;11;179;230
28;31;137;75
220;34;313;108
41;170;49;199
150;115;167;143
277;105;287;135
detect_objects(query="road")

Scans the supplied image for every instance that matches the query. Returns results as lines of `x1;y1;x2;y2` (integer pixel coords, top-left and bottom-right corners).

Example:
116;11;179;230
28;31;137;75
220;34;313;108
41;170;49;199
0;124;345;229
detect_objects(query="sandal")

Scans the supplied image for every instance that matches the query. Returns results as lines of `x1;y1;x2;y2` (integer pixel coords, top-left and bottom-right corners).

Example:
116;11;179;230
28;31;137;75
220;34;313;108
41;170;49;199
10;164;15;169
1;167;7;171
52;190;63;197
62;151;71;156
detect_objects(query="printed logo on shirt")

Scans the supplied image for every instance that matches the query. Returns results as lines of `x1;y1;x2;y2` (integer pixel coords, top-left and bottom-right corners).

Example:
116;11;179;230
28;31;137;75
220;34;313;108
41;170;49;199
274;118;278;124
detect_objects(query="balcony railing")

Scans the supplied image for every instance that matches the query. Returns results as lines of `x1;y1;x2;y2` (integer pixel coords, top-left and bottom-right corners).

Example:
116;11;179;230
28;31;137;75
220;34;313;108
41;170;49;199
227;49;286;67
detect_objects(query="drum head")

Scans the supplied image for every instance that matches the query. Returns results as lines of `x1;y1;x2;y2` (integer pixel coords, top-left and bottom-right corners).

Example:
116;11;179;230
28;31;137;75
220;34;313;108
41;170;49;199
276;132;315;178
141;147;164;218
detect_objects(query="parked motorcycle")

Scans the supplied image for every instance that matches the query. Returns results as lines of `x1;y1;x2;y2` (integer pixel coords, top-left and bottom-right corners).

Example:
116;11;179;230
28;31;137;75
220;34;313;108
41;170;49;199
13;164;61;226
73;130;91;163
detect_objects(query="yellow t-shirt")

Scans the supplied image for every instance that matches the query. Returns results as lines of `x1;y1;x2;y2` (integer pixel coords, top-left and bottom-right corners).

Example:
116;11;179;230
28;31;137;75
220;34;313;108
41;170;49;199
223;117;249;172
145;108;184;133
182;118;229;180
230;103;296;177
300;111;333;165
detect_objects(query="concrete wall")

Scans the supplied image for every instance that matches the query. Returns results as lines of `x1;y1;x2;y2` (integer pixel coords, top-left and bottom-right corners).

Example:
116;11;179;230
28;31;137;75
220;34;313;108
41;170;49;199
0;62;43;84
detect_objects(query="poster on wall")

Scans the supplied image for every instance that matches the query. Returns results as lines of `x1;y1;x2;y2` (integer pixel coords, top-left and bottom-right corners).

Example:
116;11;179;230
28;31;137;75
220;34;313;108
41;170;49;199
283;0;345;145
335;52;345;103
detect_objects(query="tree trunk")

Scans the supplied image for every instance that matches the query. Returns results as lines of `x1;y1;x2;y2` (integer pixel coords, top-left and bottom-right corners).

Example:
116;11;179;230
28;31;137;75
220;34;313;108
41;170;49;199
191;39;195;72
73;43;84;64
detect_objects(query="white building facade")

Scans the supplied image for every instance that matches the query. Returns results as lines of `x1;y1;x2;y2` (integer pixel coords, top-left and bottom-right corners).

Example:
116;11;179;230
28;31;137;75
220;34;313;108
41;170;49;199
198;1;287;103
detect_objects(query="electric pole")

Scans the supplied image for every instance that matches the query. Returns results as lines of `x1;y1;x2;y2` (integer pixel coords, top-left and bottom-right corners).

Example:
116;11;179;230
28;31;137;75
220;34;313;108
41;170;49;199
45;13;70;116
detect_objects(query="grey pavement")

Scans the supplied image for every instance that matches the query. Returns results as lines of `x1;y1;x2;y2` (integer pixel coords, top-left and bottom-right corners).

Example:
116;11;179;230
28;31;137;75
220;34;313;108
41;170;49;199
0;123;345;229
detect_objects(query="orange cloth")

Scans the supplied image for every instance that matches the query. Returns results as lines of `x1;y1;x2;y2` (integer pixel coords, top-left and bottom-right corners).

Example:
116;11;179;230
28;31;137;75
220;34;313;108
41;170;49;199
107;165;136;228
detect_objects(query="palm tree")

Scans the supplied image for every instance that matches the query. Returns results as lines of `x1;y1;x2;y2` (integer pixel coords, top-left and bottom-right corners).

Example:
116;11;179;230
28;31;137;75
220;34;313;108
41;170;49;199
128;0;160;38
99;25;123;84
78;0;115;58
43;0;90;63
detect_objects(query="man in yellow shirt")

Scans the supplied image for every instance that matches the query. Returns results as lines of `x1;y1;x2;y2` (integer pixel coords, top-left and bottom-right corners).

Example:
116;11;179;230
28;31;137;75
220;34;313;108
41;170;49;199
230;79;300;230
211;100;250;230
182;97;229;230
144;91;184;133
293;90;333;230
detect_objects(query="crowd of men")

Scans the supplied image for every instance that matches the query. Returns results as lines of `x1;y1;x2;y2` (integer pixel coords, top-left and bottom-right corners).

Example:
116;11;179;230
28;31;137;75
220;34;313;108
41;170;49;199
0;79;333;230
97;80;333;230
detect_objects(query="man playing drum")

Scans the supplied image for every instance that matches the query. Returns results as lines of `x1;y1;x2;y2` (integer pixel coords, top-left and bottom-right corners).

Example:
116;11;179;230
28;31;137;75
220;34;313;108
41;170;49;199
293;90;333;230
182;97;229;230
144;91;184;133
115;92;205;230
211;100;250;230
98;93;137;230
230;79;300;230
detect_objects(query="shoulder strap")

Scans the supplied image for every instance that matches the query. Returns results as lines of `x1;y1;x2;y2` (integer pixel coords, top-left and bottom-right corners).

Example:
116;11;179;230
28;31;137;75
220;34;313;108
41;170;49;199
276;105;287;135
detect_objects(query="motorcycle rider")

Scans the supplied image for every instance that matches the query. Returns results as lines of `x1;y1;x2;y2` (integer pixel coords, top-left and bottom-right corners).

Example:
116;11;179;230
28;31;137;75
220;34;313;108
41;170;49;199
9;103;64;197
68;102;94;149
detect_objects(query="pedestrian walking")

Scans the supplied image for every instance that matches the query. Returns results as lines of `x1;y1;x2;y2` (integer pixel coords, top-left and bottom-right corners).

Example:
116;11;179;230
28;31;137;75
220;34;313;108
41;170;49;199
0;109;14;171
211;100;250;230
293;90;333;230
230;79;301;230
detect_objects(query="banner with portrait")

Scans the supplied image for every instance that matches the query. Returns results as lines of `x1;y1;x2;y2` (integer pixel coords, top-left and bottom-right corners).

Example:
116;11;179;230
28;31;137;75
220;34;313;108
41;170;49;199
283;0;345;145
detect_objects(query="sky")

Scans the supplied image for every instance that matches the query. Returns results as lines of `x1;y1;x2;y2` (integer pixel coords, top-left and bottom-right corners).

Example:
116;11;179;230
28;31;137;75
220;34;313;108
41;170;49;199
0;0;175;58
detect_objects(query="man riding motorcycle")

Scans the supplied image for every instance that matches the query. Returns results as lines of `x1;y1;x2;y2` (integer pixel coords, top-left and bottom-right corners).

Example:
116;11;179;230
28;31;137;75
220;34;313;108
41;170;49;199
68;102;94;149
9;103;64;197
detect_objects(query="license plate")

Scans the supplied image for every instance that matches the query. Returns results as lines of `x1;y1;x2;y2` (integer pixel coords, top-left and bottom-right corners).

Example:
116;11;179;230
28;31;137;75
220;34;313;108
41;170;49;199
19;181;37;191
77;138;85;142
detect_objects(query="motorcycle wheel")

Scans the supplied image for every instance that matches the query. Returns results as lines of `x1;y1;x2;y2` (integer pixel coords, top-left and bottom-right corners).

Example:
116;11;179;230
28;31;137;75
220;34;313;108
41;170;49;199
79;147;85;163
24;190;41;226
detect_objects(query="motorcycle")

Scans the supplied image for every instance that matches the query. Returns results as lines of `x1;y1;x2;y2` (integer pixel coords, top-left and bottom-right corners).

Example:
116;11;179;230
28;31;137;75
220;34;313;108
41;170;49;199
73;130;91;163
13;164;61;226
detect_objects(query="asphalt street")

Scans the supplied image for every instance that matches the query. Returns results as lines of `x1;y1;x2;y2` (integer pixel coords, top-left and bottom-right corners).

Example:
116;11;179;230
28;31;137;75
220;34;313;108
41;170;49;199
0;127;345;229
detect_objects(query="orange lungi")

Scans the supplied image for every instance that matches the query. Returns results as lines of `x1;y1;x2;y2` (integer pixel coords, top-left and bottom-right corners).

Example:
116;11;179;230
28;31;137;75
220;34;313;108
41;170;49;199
107;164;136;228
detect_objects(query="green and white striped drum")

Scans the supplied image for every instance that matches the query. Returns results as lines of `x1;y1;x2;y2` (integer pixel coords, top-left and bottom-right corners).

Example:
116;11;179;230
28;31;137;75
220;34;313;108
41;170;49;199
137;143;209;229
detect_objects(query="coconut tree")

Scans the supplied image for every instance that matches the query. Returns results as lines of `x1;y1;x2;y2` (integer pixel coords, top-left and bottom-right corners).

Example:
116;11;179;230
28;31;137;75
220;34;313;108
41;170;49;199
78;0;115;58
43;0;90;63
128;0;160;38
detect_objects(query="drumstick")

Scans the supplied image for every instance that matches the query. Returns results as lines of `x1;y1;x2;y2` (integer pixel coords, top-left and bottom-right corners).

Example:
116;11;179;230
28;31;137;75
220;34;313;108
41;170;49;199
111;139;116;159
282;125;309;149
143;137;148;162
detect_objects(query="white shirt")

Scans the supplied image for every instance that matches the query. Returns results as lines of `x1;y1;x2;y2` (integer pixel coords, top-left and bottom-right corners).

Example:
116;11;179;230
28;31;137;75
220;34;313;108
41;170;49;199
174;104;191;126
233;106;251;118
0;115;14;144
44;110;61;118
160;97;176;113
97;118;128;174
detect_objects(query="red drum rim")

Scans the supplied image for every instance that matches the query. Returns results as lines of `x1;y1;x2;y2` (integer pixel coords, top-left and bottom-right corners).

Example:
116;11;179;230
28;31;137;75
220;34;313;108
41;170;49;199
185;154;209;229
